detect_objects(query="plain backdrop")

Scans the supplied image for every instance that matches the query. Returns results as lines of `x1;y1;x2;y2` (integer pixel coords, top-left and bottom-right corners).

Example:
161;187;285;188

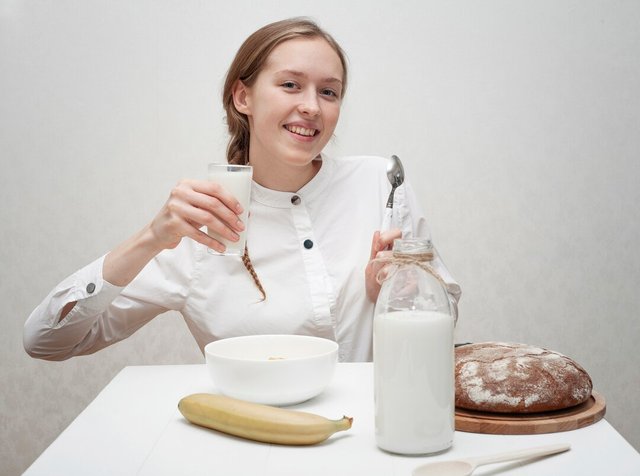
1;1;639;474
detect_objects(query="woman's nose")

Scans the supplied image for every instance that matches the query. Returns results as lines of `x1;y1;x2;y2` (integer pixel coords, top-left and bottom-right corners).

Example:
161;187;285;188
298;92;320;116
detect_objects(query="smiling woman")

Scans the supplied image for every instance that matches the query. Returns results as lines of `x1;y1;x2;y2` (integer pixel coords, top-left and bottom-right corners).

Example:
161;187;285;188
23;17;460;363
231;36;343;190
223;19;347;161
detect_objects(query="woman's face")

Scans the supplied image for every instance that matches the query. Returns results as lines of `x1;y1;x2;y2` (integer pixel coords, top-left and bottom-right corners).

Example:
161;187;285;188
234;37;344;180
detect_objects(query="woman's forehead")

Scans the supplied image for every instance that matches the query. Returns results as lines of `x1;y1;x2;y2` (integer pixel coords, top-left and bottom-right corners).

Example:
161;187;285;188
263;37;344;81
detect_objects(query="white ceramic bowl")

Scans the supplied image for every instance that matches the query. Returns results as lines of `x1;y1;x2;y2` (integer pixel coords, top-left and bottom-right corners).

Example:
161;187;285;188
204;334;339;406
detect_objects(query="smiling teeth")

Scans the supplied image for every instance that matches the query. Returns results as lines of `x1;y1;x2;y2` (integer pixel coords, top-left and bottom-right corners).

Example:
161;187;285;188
286;125;317;137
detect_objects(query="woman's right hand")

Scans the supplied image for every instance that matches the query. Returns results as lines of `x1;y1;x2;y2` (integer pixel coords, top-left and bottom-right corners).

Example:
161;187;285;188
365;229;402;303
90;178;247;300
149;179;246;253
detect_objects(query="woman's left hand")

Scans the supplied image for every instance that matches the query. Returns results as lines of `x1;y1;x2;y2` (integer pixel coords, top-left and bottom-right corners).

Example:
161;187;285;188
365;229;402;302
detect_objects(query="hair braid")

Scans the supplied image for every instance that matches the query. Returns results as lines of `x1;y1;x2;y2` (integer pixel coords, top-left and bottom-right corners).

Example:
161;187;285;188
242;243;266;301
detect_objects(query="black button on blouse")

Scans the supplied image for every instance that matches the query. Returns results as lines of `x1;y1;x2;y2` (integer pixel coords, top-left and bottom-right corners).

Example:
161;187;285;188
303;239;313;249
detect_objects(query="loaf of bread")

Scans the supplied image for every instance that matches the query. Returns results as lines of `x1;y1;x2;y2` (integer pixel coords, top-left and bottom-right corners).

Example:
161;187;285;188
455;342;592;413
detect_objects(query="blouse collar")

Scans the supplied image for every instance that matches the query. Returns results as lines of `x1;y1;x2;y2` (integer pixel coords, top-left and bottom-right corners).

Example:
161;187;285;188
250;154;334;209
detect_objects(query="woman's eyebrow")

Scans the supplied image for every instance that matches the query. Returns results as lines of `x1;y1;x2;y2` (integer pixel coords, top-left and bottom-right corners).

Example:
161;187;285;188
275;69;343;85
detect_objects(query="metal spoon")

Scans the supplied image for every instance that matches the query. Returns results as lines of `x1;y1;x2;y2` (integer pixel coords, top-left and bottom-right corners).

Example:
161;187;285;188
381;154;405;231
412;443;570;476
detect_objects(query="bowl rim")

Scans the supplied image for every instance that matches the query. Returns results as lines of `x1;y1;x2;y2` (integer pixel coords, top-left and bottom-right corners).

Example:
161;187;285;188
204;334;339;363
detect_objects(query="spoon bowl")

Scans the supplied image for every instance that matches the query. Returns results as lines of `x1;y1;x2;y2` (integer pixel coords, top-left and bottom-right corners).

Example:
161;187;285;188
413;461;473;476
381;154;405;230
412;443;570;476
385;154;405;207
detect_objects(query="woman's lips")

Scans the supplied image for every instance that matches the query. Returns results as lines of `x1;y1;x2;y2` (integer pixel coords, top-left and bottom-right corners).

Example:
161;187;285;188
284;124;319;137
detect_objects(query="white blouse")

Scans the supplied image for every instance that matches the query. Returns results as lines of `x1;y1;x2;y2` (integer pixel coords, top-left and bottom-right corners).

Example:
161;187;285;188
24;155;460;362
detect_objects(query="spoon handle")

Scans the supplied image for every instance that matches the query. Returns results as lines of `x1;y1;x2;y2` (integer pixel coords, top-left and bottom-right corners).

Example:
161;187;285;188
381;206;393;232
469;443;571;467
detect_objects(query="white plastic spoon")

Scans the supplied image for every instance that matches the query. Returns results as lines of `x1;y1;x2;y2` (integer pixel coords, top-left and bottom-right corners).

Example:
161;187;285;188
412;443;571;476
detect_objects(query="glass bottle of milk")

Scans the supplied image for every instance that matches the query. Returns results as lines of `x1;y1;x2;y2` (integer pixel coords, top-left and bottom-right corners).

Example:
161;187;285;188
373;238;454;455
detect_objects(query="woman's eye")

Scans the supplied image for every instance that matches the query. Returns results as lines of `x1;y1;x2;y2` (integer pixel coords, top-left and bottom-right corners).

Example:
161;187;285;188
321;88;339;99
282;81;297;89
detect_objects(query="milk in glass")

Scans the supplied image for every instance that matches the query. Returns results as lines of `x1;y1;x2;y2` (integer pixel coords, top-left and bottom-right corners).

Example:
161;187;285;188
207;163;252;255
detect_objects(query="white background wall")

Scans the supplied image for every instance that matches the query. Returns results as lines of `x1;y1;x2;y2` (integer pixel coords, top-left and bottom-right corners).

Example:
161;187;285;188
1;0;639;474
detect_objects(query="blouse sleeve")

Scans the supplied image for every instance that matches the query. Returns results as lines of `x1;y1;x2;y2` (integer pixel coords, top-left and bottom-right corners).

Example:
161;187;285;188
23;254;169;361
395;181;462;323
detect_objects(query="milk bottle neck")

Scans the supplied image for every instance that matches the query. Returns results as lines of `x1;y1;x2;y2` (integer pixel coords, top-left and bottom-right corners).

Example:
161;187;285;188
391;238;434;262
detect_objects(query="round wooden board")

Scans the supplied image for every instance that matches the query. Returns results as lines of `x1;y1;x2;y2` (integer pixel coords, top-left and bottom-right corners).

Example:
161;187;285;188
455;391;606;435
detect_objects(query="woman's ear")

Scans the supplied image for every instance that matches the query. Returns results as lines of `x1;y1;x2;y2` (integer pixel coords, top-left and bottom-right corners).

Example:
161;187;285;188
232;80;251;115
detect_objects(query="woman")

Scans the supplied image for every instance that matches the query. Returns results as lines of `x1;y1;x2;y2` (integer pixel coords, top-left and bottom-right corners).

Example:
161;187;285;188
24;18;460;362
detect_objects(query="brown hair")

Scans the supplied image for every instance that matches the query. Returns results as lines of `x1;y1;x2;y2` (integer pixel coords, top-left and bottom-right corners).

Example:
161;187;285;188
222;18;348;300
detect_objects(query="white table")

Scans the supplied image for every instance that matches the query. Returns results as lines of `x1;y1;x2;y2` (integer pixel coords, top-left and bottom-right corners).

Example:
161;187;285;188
25;363;640;475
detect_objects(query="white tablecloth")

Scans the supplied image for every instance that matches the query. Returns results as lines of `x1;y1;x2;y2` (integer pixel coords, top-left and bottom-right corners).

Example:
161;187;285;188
24;363;640;475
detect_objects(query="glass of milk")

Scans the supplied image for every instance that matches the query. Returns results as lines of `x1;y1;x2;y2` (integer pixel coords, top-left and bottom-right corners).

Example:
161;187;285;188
206;163;252;256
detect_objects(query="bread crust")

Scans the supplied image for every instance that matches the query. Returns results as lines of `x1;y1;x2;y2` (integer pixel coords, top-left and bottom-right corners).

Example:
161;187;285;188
455;342;592;413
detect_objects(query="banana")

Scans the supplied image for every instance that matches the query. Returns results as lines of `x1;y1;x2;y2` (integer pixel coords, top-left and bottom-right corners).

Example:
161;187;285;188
178;393;353;445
